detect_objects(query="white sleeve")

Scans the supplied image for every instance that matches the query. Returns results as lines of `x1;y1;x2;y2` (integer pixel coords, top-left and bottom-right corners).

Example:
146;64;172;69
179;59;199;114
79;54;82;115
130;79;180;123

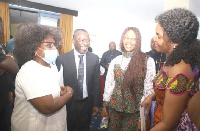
18;63;58;100
103;57;118;102
141;57;156;103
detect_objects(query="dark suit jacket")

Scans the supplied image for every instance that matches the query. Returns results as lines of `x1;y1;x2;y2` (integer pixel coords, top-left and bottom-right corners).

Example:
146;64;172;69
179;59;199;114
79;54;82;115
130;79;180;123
56;49;101;109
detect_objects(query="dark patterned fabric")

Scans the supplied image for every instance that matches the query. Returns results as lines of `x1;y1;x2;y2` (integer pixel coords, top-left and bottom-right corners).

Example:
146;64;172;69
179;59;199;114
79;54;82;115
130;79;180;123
152;67;199;127
108;107;139;131
109;64;144;113
77;55;84;100
177;110;198;131
105;52;145;130
108;52;144;113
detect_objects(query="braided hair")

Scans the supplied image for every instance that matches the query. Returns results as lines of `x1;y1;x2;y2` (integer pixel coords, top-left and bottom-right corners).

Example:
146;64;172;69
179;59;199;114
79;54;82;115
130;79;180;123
120;27;148;95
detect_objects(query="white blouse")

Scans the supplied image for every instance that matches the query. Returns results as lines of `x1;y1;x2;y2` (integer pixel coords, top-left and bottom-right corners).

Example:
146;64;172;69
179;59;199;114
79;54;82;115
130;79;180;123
12;60;67;131
103;55;156;103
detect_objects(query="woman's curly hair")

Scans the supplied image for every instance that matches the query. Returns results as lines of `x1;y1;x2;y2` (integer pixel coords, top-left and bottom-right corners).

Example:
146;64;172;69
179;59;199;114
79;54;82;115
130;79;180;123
120;27;148;95
155;8;200;69
14;23;62;65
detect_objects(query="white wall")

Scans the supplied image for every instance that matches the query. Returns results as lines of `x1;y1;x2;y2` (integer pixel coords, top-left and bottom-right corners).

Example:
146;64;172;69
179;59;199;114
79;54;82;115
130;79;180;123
73;2;164;58
73;0;200;58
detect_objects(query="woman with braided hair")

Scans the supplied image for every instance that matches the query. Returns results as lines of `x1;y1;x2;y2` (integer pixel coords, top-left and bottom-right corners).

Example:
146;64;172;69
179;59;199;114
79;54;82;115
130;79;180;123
100;27;156;130
149;8;200;130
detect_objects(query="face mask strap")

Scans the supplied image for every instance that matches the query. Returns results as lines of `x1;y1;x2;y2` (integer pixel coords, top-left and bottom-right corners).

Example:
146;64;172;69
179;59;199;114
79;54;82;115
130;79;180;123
38;47;43;51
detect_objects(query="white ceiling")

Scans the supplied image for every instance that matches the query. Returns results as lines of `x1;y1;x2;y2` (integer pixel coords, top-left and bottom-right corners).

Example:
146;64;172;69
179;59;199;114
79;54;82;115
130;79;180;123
10;0;200;24
26;0;200;15
10;0;165;24
26;0;162;12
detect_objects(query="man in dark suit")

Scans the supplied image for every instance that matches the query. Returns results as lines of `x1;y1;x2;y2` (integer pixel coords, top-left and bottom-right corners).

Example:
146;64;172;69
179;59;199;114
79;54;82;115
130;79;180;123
56;29;101;131
100;41;121;81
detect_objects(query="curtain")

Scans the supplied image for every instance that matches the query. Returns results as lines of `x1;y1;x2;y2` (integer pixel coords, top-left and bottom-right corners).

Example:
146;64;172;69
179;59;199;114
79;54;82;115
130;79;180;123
59;14;73;55
0;2;9;46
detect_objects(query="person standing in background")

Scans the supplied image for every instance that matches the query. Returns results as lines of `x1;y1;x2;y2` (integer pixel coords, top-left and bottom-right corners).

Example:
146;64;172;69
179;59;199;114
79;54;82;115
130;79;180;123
100;41;121;81
6;37;15;55
0;17;19;131
146;38;166;73
56;29;101;131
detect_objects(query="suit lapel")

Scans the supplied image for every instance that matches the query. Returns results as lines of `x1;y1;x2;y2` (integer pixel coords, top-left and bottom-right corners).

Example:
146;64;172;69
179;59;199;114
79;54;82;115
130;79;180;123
69;50;77;81
86;52;91;86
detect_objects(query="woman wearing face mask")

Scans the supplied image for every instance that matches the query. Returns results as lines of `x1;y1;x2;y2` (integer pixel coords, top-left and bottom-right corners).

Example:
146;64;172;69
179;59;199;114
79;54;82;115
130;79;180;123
101;27;156;130
11;23;73;131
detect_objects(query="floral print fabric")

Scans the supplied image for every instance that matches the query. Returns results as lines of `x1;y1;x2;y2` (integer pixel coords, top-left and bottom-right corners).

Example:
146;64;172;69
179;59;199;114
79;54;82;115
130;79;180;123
152;67;199;128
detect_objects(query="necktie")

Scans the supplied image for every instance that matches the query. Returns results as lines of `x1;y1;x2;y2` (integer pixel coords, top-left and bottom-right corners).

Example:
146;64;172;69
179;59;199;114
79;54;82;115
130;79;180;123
77;55;84;100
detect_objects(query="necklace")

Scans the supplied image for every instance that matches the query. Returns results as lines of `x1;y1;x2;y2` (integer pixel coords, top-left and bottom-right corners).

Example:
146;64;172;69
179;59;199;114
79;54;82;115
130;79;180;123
121;52;133;70
156;53;165;71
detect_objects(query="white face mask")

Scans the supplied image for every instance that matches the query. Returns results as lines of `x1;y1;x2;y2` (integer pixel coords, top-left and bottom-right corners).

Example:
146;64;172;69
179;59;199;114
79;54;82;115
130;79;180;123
37;47;58;64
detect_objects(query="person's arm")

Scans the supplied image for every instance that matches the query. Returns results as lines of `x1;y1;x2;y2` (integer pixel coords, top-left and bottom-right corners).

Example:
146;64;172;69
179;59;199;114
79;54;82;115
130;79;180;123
100;52;107;68
0;56;19;74
92;55;101;115
30;86;73;115
188;90;200;130
100;57;116;119
141;57;156;114
0;45;19;74
151;89;188;131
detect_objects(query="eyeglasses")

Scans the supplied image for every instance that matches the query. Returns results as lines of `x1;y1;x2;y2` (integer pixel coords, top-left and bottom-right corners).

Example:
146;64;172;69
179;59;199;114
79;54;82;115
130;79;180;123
41;42;59;48
124;37;136;41
76;39;90;43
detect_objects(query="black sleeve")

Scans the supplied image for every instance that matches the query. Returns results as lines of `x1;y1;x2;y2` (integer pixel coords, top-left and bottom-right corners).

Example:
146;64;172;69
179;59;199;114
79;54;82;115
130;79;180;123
100;52;107;68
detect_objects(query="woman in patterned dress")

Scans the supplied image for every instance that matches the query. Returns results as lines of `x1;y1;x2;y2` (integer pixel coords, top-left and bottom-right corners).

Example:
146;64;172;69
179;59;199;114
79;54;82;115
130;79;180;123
149;8;200;130
100;27;156;131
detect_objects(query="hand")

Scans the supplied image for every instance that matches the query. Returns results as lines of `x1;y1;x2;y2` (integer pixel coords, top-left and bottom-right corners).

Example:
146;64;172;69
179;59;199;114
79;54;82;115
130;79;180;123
105;65;109;69
66;86;74;94
100;106;109;120
60;86;67;96
141;94;155;114
92;106;99;115
60;86;74;96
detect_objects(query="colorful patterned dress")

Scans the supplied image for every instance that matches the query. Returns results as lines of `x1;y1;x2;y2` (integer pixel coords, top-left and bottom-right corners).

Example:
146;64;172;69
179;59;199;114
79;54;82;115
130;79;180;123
152;67;199;130
103;52;156;130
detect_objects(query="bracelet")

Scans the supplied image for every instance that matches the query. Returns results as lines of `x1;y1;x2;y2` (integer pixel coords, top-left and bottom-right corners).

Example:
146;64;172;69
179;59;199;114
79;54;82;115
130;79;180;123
6;54;14;59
